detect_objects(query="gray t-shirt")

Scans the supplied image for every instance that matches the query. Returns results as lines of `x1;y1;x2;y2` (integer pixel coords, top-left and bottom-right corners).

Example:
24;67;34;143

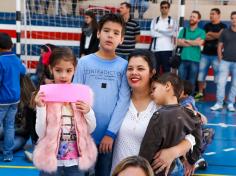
219;28;236;62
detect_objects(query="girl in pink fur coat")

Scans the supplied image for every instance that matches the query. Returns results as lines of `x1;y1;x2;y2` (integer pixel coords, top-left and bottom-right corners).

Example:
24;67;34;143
33;47;97;176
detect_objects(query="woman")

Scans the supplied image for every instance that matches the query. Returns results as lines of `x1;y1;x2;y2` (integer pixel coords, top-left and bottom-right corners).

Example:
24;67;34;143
112;156;154;176
79;11;99;57
111;49;195;176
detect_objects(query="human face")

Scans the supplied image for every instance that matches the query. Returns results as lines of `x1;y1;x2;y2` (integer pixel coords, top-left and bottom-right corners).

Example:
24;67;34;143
210;10;220;23
151;82;167;106
118;167;147;176
127;56;153;91
189;13;200;26
119;4;129;16
160;4;169;16
50;59;75;84
97;21;123;52
84;15;92;25
231;14;236;27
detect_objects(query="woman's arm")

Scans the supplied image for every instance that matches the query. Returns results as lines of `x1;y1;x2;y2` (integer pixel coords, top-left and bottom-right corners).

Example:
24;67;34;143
152;139;193;175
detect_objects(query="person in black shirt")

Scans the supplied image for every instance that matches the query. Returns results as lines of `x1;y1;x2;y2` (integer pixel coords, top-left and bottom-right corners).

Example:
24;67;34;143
195;8;227;100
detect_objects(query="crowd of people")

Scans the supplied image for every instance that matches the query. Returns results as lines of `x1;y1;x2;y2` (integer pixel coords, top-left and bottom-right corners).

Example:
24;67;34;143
1;0;236;176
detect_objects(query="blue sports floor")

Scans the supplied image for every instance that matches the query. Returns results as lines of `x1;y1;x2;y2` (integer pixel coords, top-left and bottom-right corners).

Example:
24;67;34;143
0;101;236;176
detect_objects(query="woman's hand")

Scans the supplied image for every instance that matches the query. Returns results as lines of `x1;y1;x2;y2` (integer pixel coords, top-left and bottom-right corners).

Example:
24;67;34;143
75;101;90;114
35;91;46;107
183;159;195;176
152;147;177;176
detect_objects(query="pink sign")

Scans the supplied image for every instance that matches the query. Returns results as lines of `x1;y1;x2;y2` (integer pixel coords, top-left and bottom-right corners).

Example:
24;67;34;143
39;84;91;103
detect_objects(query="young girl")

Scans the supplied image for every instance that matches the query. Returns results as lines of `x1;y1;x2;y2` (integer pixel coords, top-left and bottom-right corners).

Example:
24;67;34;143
79;10;99;57
33;47;97;176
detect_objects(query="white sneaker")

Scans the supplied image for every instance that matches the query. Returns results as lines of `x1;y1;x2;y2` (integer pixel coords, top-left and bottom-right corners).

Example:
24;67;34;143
227;104;235;112
210;103;223;111
24;150;33;162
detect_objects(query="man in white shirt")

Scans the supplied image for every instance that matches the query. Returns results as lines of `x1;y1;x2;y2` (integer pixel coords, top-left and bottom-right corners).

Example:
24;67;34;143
150;1;176;74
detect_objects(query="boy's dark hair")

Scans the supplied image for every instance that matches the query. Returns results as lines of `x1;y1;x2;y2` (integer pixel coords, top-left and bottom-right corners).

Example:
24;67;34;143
49;47;77;67
152;73;183;100
0;32;13;50
120;2;131;10
182;80;194;95
128;49;156;71
160;1;170;8
211;8;221;15
231;11;236;18
98;13;125;36
192;10;201;19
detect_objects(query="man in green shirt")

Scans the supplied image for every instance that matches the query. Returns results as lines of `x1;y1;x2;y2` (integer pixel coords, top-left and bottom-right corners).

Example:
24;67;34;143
177;10;206;91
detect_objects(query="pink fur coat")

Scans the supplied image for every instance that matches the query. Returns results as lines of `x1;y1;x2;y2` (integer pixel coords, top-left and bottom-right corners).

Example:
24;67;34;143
33;102;97;173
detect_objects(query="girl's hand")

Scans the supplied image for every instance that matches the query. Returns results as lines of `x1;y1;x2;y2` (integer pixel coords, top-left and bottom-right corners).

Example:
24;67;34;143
35;92;46;107
75;101;90;114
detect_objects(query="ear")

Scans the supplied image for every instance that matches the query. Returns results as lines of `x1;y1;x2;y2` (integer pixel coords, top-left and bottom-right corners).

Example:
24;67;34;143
120;36;124;45
97;30;100;39
150;69;156;78
165;81;172;91
48;65;53;75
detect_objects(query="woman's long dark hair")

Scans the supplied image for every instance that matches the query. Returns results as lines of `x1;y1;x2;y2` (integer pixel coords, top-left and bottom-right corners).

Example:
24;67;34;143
84;10;98;31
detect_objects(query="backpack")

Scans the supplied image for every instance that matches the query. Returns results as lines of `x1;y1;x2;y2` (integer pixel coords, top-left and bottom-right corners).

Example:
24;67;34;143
149;16;171;51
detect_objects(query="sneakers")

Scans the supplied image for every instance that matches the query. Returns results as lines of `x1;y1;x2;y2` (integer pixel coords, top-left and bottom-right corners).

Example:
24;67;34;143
210;103;223;111
195;92;204;100
24;150;33;162
3;154;13;162
195;158;207;170
227;104;236;112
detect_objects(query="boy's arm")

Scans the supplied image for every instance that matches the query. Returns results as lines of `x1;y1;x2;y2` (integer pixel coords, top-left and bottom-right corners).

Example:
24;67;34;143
19;59;27;75
35;106;47;139
106;72;130;139
99;70;130;153
139;112;163;163
73;59;84;84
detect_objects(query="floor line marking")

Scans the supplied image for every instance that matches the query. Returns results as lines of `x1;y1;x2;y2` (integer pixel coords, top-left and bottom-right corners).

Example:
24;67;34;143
207;123;236;128
223;148;235;152
0;165;36;169
205;152;216;156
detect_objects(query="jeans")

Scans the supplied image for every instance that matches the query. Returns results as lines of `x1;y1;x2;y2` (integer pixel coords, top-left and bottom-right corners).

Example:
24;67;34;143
178;60;199;91
216;60;236;105
130;0;149;18
40;166;85;176
198;54;219;82
0;135;27;153
95;152;113;176
0;104;18;157
170;159;184;176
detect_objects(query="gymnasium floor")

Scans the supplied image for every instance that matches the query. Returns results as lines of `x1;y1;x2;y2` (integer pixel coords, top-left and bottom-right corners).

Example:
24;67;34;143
0;101;235;176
